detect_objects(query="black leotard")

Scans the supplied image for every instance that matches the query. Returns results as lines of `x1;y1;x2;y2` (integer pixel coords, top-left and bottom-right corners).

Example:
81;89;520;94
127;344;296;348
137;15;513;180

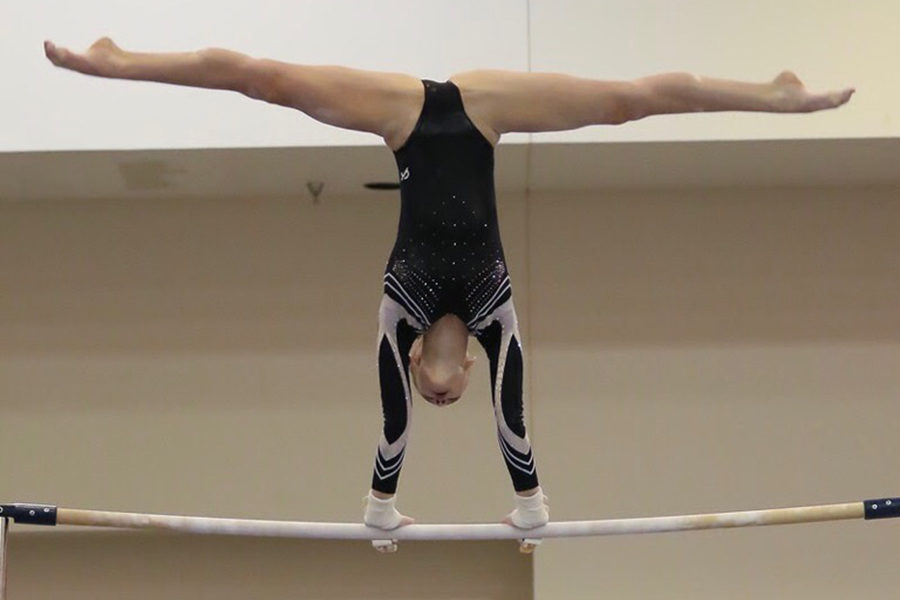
371;80;538;494
384;80;511;330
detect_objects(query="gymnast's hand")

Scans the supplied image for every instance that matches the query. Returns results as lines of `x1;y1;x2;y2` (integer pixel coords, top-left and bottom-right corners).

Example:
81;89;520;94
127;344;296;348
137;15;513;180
768;71;854;112
504;487;549;529
363;491;415;530
44;38;125;77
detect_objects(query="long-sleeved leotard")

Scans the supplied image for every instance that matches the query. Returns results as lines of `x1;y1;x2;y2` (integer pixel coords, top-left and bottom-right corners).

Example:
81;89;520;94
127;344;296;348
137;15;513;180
371;80;538;494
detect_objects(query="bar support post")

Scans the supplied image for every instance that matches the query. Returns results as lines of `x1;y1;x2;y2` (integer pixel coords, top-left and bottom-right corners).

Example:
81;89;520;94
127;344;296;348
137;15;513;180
0;517;9;600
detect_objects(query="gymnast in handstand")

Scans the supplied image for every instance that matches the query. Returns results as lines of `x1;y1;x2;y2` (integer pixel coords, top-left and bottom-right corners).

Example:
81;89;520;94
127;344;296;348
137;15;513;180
44;38;853;534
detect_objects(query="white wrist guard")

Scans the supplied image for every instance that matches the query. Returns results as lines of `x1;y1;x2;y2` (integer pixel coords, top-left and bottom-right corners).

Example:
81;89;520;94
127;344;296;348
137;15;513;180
508;487;549;529
363;491;405;530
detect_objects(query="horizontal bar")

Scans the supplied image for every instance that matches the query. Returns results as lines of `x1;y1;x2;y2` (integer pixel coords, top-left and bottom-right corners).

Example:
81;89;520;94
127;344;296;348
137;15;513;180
7;501;871;541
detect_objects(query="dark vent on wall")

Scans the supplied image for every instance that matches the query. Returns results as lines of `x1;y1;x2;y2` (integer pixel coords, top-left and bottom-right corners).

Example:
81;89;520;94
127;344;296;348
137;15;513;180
364;182;400;190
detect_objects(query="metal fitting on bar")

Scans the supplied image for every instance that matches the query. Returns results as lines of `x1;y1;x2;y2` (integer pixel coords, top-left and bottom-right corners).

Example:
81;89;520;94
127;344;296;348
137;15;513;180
0;504;58;526
863;498;900;520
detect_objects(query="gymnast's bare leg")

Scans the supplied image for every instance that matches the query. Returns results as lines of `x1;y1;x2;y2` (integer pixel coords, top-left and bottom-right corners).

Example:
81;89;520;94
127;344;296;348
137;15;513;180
43;38;853;149
44;37;854;536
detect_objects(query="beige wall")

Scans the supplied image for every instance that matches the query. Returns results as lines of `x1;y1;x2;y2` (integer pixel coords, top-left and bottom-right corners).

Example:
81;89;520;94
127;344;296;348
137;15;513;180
2;183;899;598
529;186;900;598
0;192;532;598
0;193;528;519
8;534;530;600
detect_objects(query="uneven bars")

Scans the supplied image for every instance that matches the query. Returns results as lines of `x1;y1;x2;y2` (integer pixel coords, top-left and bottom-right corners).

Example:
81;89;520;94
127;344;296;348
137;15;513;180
1;497;898;541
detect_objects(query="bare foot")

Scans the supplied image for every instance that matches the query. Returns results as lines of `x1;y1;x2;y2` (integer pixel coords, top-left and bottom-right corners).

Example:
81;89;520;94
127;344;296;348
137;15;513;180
770;70;855;112
44;37;125;77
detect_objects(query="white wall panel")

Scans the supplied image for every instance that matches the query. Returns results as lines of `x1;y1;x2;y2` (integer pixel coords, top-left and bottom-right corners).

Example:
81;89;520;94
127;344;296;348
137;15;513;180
529;0;897;142
3;0;529;151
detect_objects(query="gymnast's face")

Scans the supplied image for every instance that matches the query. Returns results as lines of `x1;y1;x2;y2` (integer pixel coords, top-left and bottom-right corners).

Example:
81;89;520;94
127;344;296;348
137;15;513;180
408;336;475;407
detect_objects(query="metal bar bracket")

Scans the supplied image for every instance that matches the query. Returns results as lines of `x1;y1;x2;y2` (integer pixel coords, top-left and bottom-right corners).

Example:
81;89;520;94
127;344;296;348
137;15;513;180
863;498;900;520
0;505;58;526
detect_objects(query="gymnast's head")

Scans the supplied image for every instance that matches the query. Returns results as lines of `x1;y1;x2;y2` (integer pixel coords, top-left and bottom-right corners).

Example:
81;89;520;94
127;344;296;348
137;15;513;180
408;315;476;407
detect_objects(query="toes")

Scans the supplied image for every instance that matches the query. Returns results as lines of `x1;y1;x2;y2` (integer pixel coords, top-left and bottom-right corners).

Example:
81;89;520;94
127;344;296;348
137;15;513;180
839;88;855;105
44;42;73;68
43;41;60;63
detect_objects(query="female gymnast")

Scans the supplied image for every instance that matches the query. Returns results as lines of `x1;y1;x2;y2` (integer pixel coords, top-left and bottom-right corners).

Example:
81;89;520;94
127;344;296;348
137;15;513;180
44;38;854;535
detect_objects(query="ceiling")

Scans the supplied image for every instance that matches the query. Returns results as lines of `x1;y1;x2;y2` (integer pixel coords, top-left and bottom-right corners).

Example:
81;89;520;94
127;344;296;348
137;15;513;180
1;138;897;203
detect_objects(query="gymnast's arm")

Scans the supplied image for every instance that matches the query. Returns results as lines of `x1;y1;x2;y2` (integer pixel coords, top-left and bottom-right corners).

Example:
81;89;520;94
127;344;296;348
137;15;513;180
43;38;423;150
450;69;855;137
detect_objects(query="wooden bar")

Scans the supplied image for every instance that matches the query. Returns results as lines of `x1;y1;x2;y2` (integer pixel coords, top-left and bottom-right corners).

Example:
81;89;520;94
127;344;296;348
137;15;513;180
52;501;866;541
